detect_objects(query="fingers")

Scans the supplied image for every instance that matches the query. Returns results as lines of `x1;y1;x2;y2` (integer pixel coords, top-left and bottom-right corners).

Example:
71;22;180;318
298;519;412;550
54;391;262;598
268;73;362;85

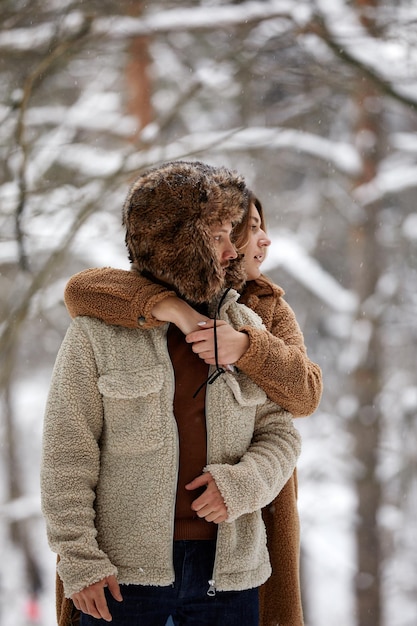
195;502;228;524
73;590;110;621
185;320;227;345
186;323;248;366
203;509;228;523
197;319;227;330
186;473;228;524
185;331;219;363
107;575;123;602
185;473;211;490
192;499;228;523
71;576;121;622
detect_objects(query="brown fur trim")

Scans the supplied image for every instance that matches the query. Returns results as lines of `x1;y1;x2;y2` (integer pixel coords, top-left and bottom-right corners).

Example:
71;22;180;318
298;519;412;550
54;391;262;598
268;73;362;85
123;161;249;304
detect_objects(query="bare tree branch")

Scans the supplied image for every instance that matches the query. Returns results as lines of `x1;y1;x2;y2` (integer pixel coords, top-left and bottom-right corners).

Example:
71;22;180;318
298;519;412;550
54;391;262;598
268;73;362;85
13;16;93;271
304;13;417;112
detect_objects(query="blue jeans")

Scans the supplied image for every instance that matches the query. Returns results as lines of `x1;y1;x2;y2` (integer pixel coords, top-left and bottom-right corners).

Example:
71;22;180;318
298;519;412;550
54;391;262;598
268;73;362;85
80;540;259;626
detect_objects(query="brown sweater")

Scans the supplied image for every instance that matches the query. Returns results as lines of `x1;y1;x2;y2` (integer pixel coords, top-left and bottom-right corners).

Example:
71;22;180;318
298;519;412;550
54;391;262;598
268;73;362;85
167;324;216;541
59;268;323;626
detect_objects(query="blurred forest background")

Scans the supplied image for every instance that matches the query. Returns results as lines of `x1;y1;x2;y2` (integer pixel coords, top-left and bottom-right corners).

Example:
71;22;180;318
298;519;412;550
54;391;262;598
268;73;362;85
1;1;416;625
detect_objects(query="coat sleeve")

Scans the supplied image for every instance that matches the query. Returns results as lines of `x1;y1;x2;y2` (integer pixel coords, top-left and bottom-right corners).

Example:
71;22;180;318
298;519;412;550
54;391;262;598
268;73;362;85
40;319;117;597
65;270;322;416
235;295;322;417
64;268;176;329
205;402;301;523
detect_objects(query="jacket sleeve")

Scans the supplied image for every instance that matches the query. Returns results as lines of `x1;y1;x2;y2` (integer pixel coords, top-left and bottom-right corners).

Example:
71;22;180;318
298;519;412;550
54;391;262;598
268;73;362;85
205;402;301;523
41;319;117;597
64;268;176;329
235;296;322;417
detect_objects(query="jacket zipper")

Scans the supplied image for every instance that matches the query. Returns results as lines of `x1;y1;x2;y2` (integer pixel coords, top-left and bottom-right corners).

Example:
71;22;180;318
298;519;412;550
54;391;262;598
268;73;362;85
205;294;233;597
164;323;179;585
207;578;216;597
205;372;218;597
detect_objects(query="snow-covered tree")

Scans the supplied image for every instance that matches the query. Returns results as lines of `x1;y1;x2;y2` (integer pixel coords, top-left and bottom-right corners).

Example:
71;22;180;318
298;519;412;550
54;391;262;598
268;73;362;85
1;1;416;624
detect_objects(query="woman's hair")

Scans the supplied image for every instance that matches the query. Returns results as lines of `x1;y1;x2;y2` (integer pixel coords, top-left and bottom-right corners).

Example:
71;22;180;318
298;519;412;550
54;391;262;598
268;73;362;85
233;191;267;251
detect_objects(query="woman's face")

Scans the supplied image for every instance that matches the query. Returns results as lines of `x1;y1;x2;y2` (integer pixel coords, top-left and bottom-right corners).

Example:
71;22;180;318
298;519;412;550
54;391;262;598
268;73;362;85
238;203;271;281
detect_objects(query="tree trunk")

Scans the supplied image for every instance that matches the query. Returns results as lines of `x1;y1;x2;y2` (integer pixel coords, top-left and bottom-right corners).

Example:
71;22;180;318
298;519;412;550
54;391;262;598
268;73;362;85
349;217;383;626
125;2;153;139
349;59;383;626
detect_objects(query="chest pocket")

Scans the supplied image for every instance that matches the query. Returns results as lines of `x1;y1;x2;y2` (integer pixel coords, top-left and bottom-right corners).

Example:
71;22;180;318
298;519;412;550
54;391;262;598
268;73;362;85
98;367;165;454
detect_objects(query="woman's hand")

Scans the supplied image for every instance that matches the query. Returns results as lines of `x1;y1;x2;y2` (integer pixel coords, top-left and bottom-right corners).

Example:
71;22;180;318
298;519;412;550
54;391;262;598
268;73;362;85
186;320;250;365
152;298;250;365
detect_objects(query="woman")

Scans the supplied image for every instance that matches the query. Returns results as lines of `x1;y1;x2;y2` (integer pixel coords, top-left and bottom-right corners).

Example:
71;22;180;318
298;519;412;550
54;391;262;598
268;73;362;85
63;193;322;626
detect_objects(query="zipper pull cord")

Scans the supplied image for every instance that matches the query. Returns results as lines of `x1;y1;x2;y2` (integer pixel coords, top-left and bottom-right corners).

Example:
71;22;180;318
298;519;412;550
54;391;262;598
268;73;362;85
192;316;225;398
192;290;230;399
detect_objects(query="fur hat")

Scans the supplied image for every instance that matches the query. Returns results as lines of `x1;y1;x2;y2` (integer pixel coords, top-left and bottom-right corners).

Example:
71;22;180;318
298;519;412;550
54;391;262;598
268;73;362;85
122;160;250;304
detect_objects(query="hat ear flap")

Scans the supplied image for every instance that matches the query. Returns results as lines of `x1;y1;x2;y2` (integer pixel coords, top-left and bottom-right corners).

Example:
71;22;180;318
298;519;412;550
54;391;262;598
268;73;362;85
225;255;246;292
144;221;225;304
177;223;225;303
122;160;250;303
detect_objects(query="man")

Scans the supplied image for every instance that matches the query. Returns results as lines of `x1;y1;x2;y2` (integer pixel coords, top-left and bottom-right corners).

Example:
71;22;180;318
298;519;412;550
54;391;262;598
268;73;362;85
41;160;301;626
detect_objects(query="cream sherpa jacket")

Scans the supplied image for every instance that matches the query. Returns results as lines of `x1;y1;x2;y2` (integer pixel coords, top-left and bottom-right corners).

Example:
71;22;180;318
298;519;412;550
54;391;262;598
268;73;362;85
41;289;301;599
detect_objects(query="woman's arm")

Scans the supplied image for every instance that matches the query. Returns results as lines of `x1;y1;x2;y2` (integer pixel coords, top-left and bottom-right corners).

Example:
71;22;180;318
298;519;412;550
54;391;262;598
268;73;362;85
186;294;322;417
64;268;208;332
65;268;322;415
235;297;322;417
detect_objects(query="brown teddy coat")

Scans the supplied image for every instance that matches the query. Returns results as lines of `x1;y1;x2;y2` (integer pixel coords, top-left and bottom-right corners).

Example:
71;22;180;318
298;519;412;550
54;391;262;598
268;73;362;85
62;268;323;625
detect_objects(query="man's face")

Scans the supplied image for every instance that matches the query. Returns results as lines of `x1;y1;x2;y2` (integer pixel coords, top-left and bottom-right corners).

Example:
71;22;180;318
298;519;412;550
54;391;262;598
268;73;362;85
210;221;238;268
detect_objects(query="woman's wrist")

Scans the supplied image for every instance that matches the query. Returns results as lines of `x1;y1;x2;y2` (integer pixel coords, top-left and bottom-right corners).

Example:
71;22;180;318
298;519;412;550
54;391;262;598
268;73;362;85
152;297;209;334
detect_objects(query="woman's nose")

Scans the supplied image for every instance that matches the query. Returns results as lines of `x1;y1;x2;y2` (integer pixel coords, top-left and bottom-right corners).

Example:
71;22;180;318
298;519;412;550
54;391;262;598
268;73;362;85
259;231;271;247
